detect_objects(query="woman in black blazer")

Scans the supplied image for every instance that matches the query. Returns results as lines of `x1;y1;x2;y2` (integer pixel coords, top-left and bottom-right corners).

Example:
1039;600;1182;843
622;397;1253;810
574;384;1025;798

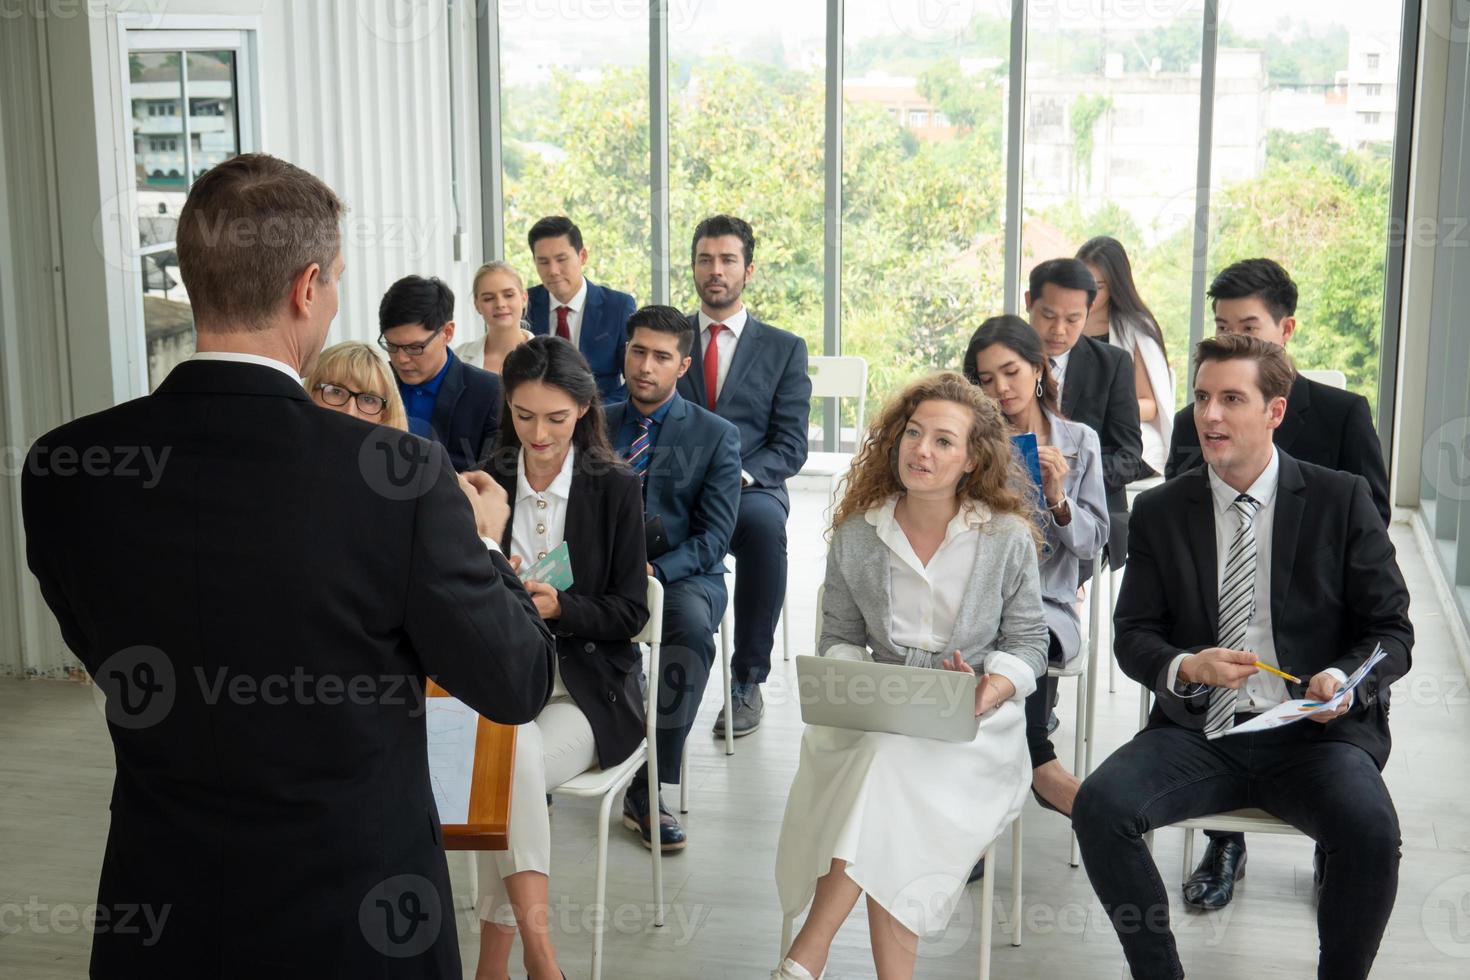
472;335;649;980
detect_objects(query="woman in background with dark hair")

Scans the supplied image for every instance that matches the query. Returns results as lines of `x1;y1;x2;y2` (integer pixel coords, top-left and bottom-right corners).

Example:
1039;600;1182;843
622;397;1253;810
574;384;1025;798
964;315;1108;817
1076;236;1174;475
473;335;649;980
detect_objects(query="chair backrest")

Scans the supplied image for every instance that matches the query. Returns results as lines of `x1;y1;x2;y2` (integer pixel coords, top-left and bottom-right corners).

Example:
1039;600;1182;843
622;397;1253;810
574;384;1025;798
636;575;665;784
1299;368;1347;390
814;582;826;653
808;356;869;446
633;575;664;647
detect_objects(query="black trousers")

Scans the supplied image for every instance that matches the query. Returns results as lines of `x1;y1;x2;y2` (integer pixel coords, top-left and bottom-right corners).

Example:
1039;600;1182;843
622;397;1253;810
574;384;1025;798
637;573;724;787
728;489;788;685
1024;631;1066;768
1073;722;1400;980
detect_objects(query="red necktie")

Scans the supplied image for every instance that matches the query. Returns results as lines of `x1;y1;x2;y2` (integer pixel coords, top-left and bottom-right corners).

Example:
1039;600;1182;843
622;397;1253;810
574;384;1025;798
703;323;725;411
555;305;570;340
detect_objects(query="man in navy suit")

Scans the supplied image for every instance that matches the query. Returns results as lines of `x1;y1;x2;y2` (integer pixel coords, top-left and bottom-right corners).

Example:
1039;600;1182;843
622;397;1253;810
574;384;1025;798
676;215;812;737
379;275;502;471
606;305;742;851
526;215;636;404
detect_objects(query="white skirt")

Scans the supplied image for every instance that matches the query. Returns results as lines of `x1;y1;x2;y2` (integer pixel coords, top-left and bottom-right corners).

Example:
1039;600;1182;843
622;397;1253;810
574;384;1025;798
773;699;1030;937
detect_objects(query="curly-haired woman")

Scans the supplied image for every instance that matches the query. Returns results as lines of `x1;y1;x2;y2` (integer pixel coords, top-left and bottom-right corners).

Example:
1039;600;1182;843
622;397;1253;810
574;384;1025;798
771;372;1049;980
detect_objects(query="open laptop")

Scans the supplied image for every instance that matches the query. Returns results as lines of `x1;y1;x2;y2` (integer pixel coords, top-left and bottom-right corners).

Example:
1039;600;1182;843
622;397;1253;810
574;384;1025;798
794;655;980;743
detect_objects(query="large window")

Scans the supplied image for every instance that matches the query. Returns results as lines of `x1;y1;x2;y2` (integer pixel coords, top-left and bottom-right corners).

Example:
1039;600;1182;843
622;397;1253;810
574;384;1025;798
124;31;255;391
1207;1;1403;414
497;2;650;305
842;0;1013;414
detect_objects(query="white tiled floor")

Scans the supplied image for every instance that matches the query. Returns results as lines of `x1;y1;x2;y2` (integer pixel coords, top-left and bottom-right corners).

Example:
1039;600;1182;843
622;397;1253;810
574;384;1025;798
3;486;1470;978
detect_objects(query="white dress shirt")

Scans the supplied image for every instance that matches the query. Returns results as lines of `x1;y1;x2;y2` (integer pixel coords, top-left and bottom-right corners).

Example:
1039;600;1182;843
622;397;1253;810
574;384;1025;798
188;350;302;384
1049;348;1072;405
697;306;749;402
547;277;589;347
870;497;1034;703
511;446;575;697
1166;448;1346;709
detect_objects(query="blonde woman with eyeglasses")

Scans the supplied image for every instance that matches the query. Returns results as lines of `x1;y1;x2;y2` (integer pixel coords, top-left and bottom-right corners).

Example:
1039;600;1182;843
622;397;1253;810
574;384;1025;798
305;341;410;431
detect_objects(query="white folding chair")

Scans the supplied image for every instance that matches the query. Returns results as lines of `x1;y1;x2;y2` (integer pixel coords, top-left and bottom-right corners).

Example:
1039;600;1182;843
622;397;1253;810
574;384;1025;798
1299;368;1347;390
549;577;666;980
680;595;734;813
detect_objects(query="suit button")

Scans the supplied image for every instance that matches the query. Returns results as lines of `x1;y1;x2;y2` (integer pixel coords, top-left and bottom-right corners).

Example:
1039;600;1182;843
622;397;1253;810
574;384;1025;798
584;642;596;653
607;691;617;703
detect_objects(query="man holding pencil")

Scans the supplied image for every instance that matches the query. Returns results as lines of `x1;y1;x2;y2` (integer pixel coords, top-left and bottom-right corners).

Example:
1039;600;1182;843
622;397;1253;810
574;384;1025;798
1072;334;1412;980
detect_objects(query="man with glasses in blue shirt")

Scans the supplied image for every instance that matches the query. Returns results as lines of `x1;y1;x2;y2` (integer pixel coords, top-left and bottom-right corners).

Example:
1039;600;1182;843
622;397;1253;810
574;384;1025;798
379;274;503;470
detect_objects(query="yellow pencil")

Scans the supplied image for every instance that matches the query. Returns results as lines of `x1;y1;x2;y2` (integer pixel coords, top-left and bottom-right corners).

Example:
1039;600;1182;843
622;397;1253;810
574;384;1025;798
1253;660;1301;684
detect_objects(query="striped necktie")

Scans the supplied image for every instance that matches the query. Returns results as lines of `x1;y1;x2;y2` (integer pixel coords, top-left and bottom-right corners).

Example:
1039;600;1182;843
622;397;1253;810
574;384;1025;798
627;415;653;486
1205;493;1261;739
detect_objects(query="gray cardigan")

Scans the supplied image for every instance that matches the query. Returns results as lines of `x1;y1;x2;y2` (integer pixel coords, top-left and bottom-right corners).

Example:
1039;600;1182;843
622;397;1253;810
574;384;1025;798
819;502;1050;700
1038;412;1110;664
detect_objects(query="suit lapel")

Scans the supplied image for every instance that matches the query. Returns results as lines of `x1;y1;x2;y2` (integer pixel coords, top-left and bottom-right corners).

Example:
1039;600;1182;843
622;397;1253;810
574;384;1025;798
1186;471;1220;638
685;314;709;408
648;395;689;492
563;467;594;587
493;466;517;552
430;353;465;441
1060;338;1091;420
1274;373;1310;454
716;316;761;412
580;280;605;355
1270;453;1306;642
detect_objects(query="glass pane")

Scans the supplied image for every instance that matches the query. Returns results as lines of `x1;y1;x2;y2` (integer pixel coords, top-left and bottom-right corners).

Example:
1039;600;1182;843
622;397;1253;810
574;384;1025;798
1208;2;1403;416
143;252;195;392
185;50;240;182
1021;3;1205;414
669;0;826;425
498;3;651;307
130;51;186;247
843;0;1013;420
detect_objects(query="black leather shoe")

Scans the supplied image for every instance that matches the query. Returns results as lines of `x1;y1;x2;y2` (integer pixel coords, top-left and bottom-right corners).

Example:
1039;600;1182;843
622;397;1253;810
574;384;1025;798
1045;710;1060;736
1182;838;1247;910
621;784;687;852
1312;843;1326;903
967;858;985;883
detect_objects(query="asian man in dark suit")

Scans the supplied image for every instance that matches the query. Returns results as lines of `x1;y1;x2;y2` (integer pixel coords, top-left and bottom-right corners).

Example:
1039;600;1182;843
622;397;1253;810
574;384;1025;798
606;305;743;850
380;274;503;471
1163;258;1393;910
1026;258;1149;569
526;215;637;404
675;215;812;738
1073;334;1412;980
20;154;555;979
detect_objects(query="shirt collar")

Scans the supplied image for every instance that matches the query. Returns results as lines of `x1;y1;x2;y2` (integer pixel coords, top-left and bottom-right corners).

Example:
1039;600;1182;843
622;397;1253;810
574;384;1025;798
864;494;990;536
637;390;680;426
1051;349;1072;375
188;351;303;385
398;350;454;396
1207;446;1280;516
516;446;576;504
553;278;588;314
698;307;748;338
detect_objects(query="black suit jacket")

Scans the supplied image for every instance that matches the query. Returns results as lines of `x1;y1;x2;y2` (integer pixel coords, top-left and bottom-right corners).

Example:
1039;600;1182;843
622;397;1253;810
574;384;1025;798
489;453;650;769
1114;452;1413;769
604;394;743;586
1165;371;1391;526
20;359;555;977
425;349;502;471
677;313;811;510
1060;334;1150;499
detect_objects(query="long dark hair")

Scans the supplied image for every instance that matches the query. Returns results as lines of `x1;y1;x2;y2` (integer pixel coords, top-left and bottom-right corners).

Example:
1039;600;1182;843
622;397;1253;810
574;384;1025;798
485;335;624;476
962;314;1062;417
1076;236;1167;360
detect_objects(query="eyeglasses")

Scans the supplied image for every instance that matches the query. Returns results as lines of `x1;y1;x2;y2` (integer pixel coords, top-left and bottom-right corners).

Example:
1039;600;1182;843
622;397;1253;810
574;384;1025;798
314;383;387;416
377;324;445;356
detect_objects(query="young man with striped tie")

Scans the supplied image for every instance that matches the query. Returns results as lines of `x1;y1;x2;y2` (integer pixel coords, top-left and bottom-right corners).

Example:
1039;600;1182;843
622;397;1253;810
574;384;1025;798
1073;334;1413;980
605;305;743;851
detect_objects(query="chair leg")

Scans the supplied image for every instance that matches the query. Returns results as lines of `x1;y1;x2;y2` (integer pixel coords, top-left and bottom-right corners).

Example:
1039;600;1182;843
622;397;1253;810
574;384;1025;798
464;850;479;911
591;788;614;980
1181;828;1196;882
782;593;791;661
978;839;997;980
679;750;690;814
721;618;734;756
1070;674;1085;869
1010;815;1023;948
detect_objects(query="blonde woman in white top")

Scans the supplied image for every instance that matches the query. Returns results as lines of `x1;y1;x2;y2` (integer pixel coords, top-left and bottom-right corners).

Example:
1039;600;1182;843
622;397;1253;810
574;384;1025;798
456;260;534;374
771;372;1049;980
1078;236;1174;474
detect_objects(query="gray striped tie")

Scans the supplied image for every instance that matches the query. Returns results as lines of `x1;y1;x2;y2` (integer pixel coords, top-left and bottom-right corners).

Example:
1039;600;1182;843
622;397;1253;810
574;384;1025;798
1204;494;1261;738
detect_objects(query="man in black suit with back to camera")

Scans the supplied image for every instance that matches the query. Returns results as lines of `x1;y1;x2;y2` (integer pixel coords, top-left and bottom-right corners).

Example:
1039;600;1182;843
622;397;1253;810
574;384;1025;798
1073;333;1411;980
676;215;812;739
21;153;554;978
1164;257;1393;910
380;274;503;471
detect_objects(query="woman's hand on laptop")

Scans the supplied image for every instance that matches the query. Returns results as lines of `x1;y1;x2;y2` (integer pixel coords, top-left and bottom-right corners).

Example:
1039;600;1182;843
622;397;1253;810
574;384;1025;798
938;652;1015;716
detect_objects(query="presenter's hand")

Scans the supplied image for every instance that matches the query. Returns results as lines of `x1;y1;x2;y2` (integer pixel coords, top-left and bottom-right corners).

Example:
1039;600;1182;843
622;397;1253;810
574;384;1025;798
525;580;562;620
458;470;510;540
1178;648;1259;690
1304;672;1351;724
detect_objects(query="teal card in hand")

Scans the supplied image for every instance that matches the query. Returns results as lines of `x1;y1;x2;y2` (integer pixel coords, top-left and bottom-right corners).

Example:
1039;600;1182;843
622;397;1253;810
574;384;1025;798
519;541;574;592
